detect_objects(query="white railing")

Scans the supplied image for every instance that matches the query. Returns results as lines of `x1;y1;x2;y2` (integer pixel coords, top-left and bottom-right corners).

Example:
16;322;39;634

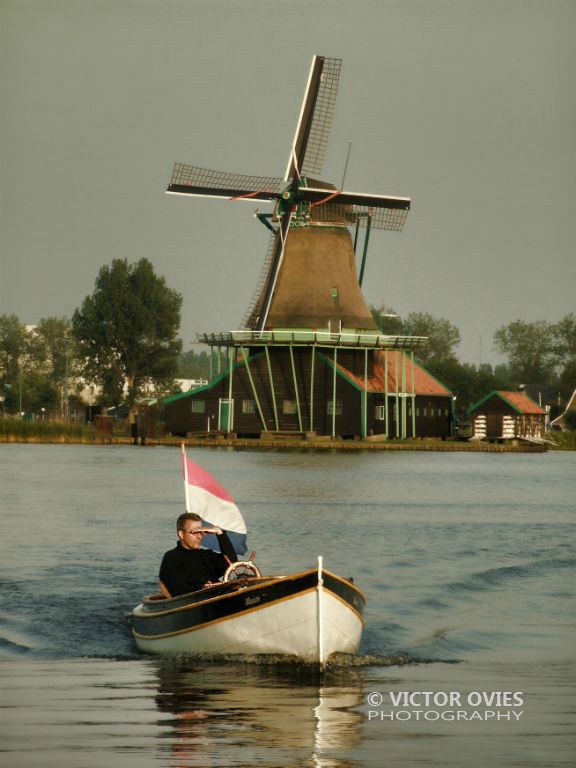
197;330;428;349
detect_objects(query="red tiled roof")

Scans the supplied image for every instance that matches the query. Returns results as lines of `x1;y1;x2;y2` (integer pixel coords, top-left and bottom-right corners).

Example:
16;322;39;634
497;391;546;414
334;350;452;396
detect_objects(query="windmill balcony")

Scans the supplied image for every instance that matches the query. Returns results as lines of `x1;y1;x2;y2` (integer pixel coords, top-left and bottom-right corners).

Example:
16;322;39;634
198;330;428;351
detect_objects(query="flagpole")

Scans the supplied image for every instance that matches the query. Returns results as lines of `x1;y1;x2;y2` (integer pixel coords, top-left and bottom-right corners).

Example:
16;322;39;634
317;555;324;667
181;443;191;513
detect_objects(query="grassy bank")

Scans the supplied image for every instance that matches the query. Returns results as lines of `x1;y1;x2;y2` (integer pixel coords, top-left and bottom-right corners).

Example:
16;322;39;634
1;417;574;449
549;431;576;451
0;418;107;443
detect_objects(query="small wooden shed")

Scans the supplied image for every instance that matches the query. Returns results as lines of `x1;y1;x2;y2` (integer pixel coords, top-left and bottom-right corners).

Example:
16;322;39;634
468;390;546;440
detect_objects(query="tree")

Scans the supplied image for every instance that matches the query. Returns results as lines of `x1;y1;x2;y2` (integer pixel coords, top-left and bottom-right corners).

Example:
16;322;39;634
552;313;576;360
179;349;211;380
369;306;461;367
0;314;27;384
31;317;74;378
29;317;82;417
0;315;30;412
369;304;404;335
552;313;576;398
402;312;461;368
435;360;514;415
493;319;555;385
72;258;183;407
18;370;60;413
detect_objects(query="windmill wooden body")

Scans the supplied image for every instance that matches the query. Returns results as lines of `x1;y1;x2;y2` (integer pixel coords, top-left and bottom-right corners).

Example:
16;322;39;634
165;56;455;439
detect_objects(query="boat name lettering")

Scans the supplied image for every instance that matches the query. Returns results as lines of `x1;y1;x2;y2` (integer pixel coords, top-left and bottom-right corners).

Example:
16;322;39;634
245;596;261;606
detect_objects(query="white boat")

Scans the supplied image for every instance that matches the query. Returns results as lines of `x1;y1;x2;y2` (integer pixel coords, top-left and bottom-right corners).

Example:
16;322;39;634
133;448;366;665
132;558;365;665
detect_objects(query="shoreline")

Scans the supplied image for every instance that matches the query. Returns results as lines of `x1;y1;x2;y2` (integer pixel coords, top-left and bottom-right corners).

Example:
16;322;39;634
0;435;549;452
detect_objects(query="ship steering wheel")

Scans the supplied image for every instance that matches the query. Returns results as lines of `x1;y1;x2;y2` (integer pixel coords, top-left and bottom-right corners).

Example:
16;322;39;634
223;560;262;582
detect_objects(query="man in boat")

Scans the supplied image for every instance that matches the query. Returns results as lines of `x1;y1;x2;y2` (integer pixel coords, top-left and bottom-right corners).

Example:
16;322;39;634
159;512;238;598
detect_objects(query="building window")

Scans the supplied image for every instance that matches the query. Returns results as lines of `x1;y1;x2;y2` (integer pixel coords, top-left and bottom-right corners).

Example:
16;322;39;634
375;405;386;421
191;400;205;414
242;399;255;414
416;407;420;417
327;399;343;416
283;400;297;414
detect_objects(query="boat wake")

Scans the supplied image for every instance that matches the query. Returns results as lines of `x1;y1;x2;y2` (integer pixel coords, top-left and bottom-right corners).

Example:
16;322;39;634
446;557;576;594
150;650;451;670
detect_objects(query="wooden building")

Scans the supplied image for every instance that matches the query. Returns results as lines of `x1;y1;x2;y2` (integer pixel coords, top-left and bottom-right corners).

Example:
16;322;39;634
468;390;546;440
164;336;454;439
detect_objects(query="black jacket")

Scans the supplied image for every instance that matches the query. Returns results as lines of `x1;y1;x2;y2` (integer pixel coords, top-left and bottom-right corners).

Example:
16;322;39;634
159;532;237;597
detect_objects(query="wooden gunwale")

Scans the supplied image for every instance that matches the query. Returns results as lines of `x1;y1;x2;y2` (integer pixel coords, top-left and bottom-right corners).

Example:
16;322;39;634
137;568;365;619
132;568;366;640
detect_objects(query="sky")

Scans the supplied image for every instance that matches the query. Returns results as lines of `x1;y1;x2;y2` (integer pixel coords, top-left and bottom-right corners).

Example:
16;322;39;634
1;0;575;364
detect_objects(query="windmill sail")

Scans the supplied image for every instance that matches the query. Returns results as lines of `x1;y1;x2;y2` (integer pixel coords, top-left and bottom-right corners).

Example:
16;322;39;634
301;186;411;232
167;164;286;201
256;209;291;331
257;56;342;329
242;232;279;329
285;56;342;180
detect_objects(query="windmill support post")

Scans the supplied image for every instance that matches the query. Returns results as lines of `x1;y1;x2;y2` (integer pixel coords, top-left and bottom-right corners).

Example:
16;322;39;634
332;347;338;438
395;350;400;438
310;346;316;433
362;347;368;438
239;346;268;431
227;347;234;433
402;351;407;439
411;350;416;438
289;344;303;432
264;346;279;431
384;350;389;438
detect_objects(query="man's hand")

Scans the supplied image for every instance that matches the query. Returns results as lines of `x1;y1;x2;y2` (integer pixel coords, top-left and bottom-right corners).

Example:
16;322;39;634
200;526;223;535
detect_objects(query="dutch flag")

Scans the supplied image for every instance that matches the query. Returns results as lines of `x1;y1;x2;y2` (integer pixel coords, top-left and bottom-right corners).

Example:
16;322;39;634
181;444;248;555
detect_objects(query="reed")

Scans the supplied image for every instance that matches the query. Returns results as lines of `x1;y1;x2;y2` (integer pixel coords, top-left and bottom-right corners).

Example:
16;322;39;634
0;418;103;443
548;431;576;451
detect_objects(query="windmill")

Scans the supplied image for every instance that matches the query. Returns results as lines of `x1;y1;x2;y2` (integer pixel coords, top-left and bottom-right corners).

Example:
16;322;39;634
167;56;410;333
164;56;451;441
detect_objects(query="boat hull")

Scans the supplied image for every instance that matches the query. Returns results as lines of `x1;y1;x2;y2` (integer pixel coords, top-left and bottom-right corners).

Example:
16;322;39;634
132;568;365;662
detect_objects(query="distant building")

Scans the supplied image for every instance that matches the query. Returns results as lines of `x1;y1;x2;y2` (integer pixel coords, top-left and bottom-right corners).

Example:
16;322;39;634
77;378;207;405
175;378;209;392
550;387;576;431
468;390;547;440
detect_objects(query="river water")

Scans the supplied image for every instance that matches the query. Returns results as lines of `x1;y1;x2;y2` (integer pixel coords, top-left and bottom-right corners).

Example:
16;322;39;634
0;444;574;767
